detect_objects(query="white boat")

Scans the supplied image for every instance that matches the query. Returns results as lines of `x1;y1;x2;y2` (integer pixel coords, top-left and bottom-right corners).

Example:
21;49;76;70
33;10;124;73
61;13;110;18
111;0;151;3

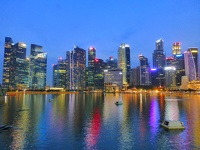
161;120;185;130
115;101;123;105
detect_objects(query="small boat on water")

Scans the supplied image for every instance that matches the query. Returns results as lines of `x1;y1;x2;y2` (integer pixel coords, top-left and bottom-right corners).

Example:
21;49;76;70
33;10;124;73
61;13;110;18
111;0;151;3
0;125;12;131
49;98;54;102
161;120;185;130
115;101;123;105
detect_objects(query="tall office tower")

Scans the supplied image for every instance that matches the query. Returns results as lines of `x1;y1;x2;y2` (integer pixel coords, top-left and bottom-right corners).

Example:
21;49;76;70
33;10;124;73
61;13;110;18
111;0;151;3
174;54;185;86
66;45;86;90
153;39;166;68
66;51;73;90
184;48;199;81
164;66;177;90
2;37;14;89
105;56;118;70
10;42;29;89
152;39;166;87
88;47;96;90
172;42;181;55
73;46;86;90
130;67;140;87
29;44;47;90
94;58;105;90
118;43;131;86
52;58;66;88
139;55;151;86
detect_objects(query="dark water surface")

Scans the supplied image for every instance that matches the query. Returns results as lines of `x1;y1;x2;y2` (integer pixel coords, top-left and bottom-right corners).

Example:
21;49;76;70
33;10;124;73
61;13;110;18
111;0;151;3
0;93;200;149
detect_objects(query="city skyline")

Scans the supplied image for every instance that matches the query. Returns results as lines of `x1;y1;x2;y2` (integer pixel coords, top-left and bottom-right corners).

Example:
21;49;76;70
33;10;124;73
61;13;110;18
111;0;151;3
0;0;200;85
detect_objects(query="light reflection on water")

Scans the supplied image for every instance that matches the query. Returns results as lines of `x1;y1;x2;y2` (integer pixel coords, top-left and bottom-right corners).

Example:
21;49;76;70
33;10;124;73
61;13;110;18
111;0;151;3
0;93;200;149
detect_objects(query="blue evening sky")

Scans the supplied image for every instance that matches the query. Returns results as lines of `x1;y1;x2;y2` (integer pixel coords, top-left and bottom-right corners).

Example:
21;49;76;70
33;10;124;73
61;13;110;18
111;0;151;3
0;0;200;85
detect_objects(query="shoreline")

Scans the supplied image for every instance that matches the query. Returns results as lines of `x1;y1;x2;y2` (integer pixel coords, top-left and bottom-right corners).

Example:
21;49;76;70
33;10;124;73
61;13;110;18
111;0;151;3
6;90;200;95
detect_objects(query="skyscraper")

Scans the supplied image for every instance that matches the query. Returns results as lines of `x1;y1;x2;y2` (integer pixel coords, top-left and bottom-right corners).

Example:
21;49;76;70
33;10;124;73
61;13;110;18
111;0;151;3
52;58;66;88
10;42;29;89
66;45;86;90
184;48;199;81
105;56;118;70
94;58;105;90
139;55;151;86
2;37;29;90
130;67;140;87
73;45;86;90
152;39;166;87
153;39;166;68
174;54;185;86
29;44;47;90
2;37;14;89
172;42;181;55
118;43;130;86
88;47;96;90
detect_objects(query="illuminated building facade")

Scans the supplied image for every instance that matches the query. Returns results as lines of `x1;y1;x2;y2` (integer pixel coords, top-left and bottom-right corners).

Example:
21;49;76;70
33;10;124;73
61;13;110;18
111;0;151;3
10;42;29;89
139;55;151;85
52;58;66;88
118;43;130;86
172;42;181;55
73;46;86;90
88;47;96;90
164;66;177;90
174;54;185;86
153;39;166;68
29;44;47;90
151;68;165;88
2;37;29;90
2;37;14;89
94;58;105;90
152;39;166;87
184;48;199;81
105;56;118;70
130;67;140;87
66;45;86;90
104;69;123;92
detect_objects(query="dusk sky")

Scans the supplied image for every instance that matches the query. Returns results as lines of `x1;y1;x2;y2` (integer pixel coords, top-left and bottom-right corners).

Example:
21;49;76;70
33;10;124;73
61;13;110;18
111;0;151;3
0;0;200;85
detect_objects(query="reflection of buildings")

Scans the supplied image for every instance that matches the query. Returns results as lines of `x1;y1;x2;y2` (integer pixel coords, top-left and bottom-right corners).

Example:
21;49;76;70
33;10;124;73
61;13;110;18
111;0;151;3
86;108;101;149
149;99;160;137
